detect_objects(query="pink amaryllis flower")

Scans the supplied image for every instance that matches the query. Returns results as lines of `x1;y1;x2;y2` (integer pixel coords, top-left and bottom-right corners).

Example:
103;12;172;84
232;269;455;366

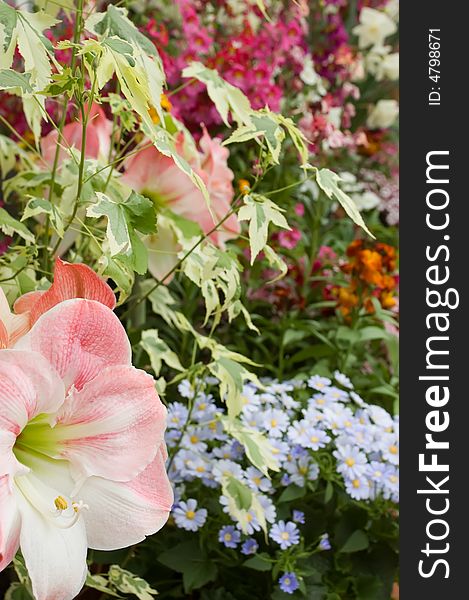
121;129;241;249
0;299;172;600
41;102;113;167
0;258;115;348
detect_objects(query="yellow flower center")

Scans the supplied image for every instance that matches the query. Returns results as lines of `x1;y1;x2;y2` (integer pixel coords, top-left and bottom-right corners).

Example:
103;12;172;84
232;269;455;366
281;532;290;540
271;419;278;427
311;436;319;443
389;445;398;455
352;479;361;488
345;457;355;467
190;435;199;444
186;510;195;520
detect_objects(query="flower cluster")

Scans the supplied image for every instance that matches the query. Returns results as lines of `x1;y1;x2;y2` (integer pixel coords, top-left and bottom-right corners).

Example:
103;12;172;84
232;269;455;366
166;371;399;533
334;239;398;317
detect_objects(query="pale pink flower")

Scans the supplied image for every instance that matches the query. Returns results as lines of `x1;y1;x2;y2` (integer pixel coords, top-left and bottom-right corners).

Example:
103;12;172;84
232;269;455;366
0;258;115;348
0;299;172;600
41;103;113;167
121;129;240;250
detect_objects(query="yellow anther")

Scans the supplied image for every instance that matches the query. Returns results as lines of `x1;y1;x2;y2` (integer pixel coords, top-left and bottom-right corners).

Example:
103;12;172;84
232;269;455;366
196;466;205;473
271;419;278;427
389;445;398;455
345;457;355;467
190;435;199;444
352;479;360;488
54;496;68;511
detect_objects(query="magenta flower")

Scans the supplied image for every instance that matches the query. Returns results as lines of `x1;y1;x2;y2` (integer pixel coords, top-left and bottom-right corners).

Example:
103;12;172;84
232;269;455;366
278;228;302;250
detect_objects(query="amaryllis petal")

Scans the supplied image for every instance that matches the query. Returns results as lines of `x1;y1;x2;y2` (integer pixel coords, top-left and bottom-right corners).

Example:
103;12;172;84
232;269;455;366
0;351;65;434
14;258;116;327
0;320;7;349
12;290;44;315
79;446;173;550
51;364;166;481
0;475;21;572
16;299;131;391
145;222;181;284
18;490;87;600
0;288;30;348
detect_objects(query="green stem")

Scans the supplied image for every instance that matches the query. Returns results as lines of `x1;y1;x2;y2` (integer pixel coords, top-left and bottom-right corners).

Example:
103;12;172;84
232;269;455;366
43;0;84;270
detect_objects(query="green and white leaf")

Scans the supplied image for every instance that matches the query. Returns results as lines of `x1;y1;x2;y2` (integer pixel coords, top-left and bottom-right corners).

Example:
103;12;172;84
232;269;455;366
221;417;280;475
0;2;59;141
315;168;375;237
141;329;184;376
108;565;157;600
238;193;290;263
0;207;34;243
221;476;267;535
22;197;64;237
183;61;252;127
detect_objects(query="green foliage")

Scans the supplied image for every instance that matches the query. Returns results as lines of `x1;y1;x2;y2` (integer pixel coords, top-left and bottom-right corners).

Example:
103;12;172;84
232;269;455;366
87;190;156;275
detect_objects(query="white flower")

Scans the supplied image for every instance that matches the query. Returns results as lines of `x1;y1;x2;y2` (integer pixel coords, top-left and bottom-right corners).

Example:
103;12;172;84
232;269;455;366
353;7;397;49
352;191;381;211
384;0;399;22
300;56;327;96
381;52;399;80
367;99;399;129
367;48;399;81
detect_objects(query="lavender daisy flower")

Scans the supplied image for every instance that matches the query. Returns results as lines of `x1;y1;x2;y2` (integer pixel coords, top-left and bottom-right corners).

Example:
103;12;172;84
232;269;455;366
319;533;331;550
270;521;300;550
292;510;305;524
279;572;300;594
173;499;207;532
241;538;259;555
219;525;241;548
